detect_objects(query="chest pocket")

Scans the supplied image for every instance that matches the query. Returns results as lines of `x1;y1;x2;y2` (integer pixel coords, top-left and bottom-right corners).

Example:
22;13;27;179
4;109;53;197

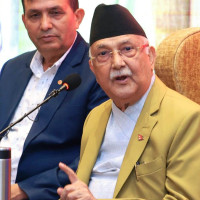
135;156;165;177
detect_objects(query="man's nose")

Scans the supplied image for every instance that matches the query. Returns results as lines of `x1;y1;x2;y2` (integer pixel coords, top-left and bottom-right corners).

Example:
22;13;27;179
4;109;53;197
40;15;52;31
111;51;125;69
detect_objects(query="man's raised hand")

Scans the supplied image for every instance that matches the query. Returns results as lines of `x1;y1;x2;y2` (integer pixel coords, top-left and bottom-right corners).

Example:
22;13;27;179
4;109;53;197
57;162;96;200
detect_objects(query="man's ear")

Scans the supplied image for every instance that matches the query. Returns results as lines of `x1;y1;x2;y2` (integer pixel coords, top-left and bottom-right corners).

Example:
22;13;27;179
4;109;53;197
74;8;85;29
148;46;156;67
22;14;27;29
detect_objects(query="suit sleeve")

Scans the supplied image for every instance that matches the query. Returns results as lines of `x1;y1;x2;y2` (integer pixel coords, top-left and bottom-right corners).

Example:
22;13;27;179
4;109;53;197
18;157;79;200
163;110;200;199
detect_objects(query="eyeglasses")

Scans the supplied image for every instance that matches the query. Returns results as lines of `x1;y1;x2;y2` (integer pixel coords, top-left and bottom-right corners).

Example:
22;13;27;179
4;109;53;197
90;44;149;64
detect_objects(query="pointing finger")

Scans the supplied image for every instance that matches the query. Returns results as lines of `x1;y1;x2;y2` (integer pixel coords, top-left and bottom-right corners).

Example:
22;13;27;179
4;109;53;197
59;162;78;183
57;187;64;196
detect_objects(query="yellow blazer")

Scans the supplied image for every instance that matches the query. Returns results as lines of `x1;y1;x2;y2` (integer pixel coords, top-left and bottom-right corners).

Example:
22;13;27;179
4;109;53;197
77;77;200;200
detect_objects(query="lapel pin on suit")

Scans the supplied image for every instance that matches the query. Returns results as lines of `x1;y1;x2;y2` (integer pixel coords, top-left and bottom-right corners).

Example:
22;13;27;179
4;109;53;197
138;134;144;141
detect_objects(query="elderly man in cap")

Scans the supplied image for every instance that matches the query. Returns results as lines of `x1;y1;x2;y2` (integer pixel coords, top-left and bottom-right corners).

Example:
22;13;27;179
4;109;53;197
57;4;200;200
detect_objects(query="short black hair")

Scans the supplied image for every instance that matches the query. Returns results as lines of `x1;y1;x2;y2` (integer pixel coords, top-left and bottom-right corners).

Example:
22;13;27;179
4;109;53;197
21;0;79;13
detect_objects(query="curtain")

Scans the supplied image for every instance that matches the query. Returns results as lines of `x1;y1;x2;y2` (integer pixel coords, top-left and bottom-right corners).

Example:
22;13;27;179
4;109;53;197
1;0;200;70
152;0;191;47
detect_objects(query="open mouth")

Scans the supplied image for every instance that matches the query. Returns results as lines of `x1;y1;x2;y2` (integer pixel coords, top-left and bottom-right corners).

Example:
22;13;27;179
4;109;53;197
115;75;128;81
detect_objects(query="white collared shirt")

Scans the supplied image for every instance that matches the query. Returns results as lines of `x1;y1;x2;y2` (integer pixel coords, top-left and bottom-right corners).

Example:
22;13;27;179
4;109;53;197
0;34;76;184
88;74;155;198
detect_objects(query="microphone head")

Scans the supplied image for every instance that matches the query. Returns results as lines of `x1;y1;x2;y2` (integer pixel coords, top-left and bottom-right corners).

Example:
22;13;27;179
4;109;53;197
62;73;81;91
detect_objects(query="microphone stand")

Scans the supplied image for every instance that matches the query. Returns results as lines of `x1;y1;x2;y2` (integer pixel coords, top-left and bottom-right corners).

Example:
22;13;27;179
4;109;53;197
0;87;64;137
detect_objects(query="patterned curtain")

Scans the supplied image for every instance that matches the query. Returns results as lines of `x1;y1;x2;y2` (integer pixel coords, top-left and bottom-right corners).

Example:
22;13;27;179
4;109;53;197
1;0;200;70
152;0;191;47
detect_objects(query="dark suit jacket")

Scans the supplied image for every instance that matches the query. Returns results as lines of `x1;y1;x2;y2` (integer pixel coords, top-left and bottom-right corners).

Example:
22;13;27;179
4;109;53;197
0;33;108;200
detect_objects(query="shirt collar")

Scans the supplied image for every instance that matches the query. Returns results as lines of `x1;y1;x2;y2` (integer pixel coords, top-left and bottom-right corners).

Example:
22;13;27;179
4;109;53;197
30;33;77;78
112;74;155;121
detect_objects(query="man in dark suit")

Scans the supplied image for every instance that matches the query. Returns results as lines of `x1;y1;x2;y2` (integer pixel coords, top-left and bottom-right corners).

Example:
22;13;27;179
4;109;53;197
0;0;108;199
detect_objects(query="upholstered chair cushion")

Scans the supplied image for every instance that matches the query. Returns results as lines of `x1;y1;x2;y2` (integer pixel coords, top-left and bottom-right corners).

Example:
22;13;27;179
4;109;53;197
155;27;200;104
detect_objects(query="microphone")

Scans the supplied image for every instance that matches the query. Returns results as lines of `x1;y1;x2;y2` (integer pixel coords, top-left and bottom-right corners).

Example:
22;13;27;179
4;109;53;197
58;73;81;92
0;73;82;137
49;73;81;96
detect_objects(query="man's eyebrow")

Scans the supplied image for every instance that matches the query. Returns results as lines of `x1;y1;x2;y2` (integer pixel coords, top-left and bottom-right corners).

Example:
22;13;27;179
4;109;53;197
27;6;62;13
95;39;131;49
27;9;39;13
49;6;63;10
95;44;107;49
120;39;131;44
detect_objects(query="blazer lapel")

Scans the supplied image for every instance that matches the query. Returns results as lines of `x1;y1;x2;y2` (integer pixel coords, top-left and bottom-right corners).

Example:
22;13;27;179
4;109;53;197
77;100;112;184
114;77;167;197
23;33;88;149
113;113;157;197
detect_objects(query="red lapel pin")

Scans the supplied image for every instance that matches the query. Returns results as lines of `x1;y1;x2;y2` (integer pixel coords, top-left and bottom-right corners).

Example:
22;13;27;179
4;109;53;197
138;134;144;141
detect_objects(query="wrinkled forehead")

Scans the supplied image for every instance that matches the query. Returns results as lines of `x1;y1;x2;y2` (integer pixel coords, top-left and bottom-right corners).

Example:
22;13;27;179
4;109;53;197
23;0;70;8
91;34;147;51
24;0;40;5
23;0;72;14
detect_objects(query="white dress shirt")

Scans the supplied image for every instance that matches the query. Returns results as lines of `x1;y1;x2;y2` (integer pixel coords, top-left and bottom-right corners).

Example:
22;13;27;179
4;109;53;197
88;74;155;198
0;35;76;184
